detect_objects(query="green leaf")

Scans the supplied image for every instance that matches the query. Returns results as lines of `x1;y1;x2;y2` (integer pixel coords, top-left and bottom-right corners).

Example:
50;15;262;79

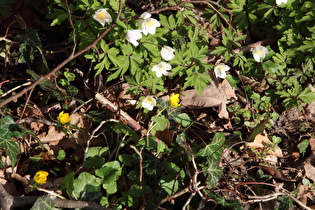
211;46;227;56
86;146;109;158
204;158;223;187
0;115;22;167
175;113;191;127
30;197;54;210
151;115;169;132
298;139;309;156
196;132;225;160
208;191;242;209
114;122;138;141
57;150;66;160
59;171;74;197
118;154;133;166
73;172;102;198
275;194;293;210
95;161;122;194
50;13;68;26
184;72;211;95
159;175;178;195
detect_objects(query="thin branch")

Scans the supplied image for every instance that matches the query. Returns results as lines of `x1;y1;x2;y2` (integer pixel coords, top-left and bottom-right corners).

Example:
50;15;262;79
130;145;143;189
247;192;312;210
95;93;147;136
0;81;32;98
75;118;119;175
0;23;115;108
65;0;77;56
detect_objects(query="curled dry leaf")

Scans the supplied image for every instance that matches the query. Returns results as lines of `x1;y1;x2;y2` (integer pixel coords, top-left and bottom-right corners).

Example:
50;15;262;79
247;134;283;157
180;80;236;119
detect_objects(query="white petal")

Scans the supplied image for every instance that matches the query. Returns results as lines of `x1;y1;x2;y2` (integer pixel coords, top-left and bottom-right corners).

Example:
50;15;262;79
161;46;175;61
140;12;151;19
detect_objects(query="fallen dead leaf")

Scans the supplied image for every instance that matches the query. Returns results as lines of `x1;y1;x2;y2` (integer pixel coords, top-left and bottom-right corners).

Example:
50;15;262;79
247;134;283;157
309;137;315;151
180;80;236;119
37;125;65;143
304;162;315;183
296;184;314;205
37;110;90;144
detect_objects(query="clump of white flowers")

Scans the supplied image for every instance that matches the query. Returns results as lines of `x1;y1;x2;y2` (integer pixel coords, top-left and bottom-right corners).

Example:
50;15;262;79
252;45;268;62
138;12;161;35
142;96;157;111
126;30;143;46
93;9;112;26
214;63;230;79
160;46;175;61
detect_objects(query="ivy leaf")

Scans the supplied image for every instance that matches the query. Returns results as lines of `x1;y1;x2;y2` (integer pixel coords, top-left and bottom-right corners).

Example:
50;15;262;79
30;197;54;210
204;158;223;187
196;132;225;161
0;115;22;167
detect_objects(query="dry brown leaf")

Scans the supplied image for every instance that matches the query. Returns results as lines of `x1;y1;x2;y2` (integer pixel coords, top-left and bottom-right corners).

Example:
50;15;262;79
37;125;65;143
247;134;283;157
297;184;314;205
70;111;91;145
180;80;236;119
37;111;90;144
309;137;315;151
304;162;315;183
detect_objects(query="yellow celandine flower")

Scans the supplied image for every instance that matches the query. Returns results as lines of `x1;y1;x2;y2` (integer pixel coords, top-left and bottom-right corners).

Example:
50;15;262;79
33;170;49;184
57;111;71;124
169;94;180;108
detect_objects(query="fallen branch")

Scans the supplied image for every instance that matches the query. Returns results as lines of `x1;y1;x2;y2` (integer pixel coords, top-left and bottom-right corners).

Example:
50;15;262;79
95;93;147;136
0;183;110;210
247;192;312;210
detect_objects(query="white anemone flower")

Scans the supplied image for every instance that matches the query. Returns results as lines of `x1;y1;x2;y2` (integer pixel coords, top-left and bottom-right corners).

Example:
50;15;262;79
126;30;142;46
142;96;156;111
252;45;268;62
160;46;175;61
152;62;172;77
93;9;112;26
276;0;288;5
214;63;230;79
138;12;161;35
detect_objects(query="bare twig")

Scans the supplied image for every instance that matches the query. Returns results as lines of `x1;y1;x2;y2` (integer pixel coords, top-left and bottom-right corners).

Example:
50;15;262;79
65;0;77;56
0;81;32;98
247;192;312;210
130;145;143;189
75;118;119;175
95;93;147;136
0;22;115;108
115;0;123;22
19;87;34;121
